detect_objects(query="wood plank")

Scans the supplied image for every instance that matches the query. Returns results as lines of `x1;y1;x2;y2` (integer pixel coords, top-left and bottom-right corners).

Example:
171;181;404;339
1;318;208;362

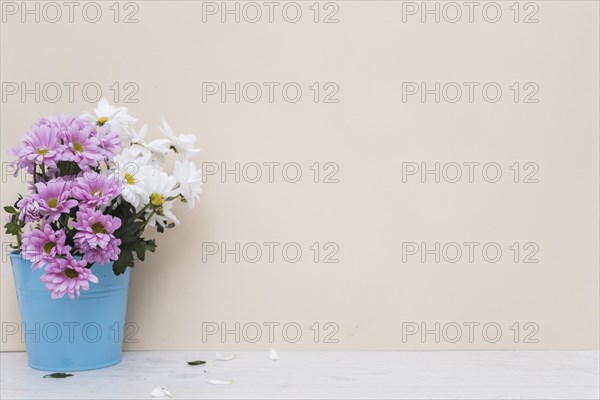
1;351;598;399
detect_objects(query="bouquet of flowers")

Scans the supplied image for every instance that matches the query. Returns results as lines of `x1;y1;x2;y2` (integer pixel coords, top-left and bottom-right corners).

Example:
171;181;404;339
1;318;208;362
3;99;203;300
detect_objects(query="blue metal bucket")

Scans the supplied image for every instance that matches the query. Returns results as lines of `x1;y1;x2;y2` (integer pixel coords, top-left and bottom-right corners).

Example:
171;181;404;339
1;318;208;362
9;253;131;371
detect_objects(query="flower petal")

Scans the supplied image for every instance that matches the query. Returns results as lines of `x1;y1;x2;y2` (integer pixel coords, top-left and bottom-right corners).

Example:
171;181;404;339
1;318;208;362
150;387;172;398
269;348;278;361
207;379;234;385
215;352;235;361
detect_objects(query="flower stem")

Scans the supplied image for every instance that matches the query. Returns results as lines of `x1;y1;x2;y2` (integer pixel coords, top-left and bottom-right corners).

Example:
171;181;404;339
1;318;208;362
134;205;150;220
140;211;155;232
57;215;69;233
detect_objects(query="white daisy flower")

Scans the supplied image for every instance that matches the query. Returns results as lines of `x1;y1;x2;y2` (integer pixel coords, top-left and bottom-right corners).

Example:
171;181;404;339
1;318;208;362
125;124;172;163
112;148;152;210
173;160;203;208
80;97;137;133
159;117;200;159
139;170;179;228
139;170;178;202
145;199;180;228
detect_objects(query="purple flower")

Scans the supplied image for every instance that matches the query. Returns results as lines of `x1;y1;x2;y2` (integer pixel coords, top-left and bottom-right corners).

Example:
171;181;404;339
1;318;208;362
38;113;77;128
61;122;103;170
73;209;122;265
81;239;121;265
96;123;121;159
42;115;104;169
40;254;98;300
16;196;42;224
71;172;122;208
21;224;70;270
31;178;78;223
11;124;61;172
38;114;85;140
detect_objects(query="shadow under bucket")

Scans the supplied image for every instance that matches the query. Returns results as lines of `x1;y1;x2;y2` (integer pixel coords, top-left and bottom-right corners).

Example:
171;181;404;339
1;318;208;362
9;253;131;372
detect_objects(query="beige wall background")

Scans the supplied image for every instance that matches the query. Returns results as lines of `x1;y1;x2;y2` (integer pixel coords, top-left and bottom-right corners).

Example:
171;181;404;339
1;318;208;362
0;1;598;351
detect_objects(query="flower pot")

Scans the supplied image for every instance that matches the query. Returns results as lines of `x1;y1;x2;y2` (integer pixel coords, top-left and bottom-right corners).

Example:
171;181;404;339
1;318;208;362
9;253;131;371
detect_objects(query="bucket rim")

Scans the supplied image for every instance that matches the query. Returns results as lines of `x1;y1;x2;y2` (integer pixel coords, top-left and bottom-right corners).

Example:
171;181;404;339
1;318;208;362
10;251;91;262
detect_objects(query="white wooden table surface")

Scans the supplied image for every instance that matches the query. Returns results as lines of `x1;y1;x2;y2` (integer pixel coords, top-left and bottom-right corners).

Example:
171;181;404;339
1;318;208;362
1;351;598;399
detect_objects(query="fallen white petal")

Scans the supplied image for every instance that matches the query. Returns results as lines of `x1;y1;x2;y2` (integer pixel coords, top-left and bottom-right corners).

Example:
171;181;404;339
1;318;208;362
207;379;234;385
215;352;235;361
269;348;278;361
150;387;172;398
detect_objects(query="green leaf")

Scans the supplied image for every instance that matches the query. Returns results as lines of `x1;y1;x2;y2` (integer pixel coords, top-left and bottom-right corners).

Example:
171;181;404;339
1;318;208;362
133;239;156;262
110;200;136;222
4;220;21;236
113;249;134;276
43;373;74;379
114;221;144;243
112;238;157;275
187;360;206;366
146;239;157;250
127;239;153;263
3;206;16;214
56;161;82;177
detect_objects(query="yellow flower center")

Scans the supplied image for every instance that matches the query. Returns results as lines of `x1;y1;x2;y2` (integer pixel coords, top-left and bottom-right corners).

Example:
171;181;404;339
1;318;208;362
124;173;135;185
150;193;164;206
91;190;103;197
64;268;79;279
43;241;56;254
73;142;84;153
36;148;48;156
92;222;106;234
97;116;109;126
46;198;58;208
